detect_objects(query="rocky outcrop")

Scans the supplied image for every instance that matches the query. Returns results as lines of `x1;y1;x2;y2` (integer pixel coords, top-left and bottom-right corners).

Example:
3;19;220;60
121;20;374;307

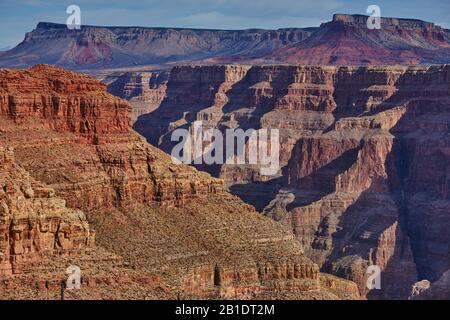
0;65;130;142
133;64;450;299
181;257;321;299
0;146;94;276
0;65;224;211
410;271;450;300
107;71;169;121
0;65;358;300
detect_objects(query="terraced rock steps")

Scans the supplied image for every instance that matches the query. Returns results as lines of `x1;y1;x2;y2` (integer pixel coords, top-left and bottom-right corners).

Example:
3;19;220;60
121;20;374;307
131;64;450;299
0;65;358;300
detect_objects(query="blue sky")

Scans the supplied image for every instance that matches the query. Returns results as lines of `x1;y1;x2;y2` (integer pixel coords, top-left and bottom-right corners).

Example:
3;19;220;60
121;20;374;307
1;0;449;49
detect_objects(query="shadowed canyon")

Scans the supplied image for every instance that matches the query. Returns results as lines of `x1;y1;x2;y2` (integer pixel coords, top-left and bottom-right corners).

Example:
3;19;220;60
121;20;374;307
0;11;449;301
0;64;359;300
126;64;450;299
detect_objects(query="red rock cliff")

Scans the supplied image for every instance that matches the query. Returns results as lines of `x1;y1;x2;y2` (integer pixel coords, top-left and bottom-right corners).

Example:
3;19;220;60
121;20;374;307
133;64;450;298
0;65;358;300
0;65;130;142
0;146;94;276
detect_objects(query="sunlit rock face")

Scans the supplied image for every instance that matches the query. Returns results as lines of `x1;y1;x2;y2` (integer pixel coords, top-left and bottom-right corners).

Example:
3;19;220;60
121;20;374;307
0;64;358;300
0;146;94;276
2;14;450;70
0;22;313;69
132;64;450;299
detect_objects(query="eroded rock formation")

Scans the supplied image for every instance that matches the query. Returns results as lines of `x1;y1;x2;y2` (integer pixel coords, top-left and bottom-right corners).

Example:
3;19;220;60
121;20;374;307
0;146;94;276
106;71;169;121
0;23;313;69
133;64;450;299
269;14;450;65
0;65;357;300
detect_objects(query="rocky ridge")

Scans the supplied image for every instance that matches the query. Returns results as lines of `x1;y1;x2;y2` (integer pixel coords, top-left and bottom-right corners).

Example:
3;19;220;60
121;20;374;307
268;14;450;65
0;146;94;276
1;14;450;69
0;23;313;69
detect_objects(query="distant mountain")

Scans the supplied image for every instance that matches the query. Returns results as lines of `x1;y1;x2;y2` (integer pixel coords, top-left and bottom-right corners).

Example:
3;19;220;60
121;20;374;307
0;22;314;69
265;14;450;65
0;14;449;70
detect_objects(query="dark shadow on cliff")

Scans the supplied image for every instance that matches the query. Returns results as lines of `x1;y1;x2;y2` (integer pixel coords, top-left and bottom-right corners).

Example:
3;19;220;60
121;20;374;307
383;66;450;283
133;69;227;149
318;182;417;300
285;144;363;211
228;177;284;212
324;67;412;133
317;70;420;299
219;66;297;130
303;67;450;299
227;144;360;212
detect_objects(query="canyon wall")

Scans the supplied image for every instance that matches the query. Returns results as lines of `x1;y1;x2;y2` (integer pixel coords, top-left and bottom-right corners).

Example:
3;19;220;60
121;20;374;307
0;65;357;300
0;65;130;142
107;71;169;121
0;146;94;276
268;14;450;65
133;64;450;298
0;65;224;211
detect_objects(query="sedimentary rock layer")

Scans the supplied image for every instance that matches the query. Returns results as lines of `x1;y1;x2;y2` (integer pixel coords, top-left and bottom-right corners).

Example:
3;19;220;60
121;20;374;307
0;65;357;300
0;23;313;69
133;64;450;298
0;146;94;276
269;14;450;65
1;14;449;69
107;71;169;121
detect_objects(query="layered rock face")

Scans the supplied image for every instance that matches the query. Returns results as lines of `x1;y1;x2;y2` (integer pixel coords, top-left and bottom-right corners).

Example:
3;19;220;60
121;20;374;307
0;146;94;276
133;64;450;299
0;65;358;300
268;14;450;65
1;14;449;70
0;65;130;142
1;65;224;211
106;71;169;121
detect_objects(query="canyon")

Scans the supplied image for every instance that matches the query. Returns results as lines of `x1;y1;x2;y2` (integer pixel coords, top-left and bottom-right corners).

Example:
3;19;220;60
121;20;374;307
1;11;449;301
0;14;449;70
0;64;359;300
128;64;450;299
